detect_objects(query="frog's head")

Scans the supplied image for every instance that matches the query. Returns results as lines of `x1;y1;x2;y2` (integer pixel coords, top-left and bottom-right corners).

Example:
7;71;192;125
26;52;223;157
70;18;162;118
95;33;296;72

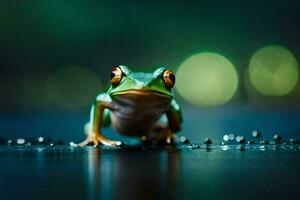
107;65;175;101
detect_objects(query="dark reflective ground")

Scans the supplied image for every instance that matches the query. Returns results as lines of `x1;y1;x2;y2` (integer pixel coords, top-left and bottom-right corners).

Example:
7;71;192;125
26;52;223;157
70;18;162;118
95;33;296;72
0;144;300;200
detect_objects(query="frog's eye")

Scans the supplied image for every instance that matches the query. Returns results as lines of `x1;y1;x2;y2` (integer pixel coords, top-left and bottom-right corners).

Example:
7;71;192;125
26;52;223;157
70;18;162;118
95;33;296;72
162;69;175;88
111;67;123;86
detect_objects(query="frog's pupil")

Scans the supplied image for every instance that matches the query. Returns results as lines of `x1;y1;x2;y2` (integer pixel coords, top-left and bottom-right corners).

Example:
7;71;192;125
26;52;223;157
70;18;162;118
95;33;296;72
169;73;175;84
111;72;115;79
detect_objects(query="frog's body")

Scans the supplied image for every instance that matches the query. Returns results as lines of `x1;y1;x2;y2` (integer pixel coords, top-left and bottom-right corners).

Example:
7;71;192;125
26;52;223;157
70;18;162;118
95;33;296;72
110;91;171;136
78;65;182;147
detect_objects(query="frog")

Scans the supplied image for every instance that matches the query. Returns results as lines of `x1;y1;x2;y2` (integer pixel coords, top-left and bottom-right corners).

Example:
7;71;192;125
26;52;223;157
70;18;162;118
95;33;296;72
77;65;182;147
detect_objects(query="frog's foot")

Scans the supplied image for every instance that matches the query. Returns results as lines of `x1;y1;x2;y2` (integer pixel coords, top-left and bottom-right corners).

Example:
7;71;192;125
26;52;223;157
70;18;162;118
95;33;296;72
141;126;176;145
77;134;122;147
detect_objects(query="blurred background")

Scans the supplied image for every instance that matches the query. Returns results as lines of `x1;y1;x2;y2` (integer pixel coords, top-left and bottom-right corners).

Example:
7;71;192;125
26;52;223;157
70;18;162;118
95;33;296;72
1;0;300;142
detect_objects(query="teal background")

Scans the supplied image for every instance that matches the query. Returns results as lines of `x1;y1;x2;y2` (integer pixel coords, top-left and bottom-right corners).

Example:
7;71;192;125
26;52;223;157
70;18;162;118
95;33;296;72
1;0;300;142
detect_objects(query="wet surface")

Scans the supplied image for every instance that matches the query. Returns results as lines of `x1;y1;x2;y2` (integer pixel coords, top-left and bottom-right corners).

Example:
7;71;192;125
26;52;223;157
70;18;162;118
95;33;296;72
0;144;300;200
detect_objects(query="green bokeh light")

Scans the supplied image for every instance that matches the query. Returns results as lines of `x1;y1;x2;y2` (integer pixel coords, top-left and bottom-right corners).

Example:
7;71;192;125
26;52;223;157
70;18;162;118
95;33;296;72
176;52;238;106
46;65;103;109
249;45;299;96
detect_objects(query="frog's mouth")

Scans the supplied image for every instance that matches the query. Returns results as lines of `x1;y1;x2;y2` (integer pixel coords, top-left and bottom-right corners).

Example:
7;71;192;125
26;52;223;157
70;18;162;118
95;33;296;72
112;89;170;97
111;89;172;104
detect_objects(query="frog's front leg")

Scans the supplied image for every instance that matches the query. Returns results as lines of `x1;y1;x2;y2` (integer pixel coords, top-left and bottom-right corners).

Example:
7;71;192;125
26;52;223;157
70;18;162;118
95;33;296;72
142;99;182;144
77;93;121;147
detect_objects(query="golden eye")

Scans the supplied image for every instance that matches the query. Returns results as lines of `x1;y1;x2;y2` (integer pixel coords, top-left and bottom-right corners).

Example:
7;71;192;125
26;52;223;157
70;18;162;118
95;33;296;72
111;67;123;86
162;69;175;88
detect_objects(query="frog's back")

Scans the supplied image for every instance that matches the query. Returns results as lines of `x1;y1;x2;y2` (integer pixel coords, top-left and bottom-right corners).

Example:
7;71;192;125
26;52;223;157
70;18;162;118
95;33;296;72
110;92;172;136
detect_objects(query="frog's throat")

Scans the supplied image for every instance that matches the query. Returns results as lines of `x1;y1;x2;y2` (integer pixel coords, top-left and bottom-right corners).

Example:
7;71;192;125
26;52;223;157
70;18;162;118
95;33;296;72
110;89;171;98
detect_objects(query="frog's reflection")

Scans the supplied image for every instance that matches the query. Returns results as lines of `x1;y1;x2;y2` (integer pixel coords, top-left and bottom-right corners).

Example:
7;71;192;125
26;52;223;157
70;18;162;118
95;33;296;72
86;146;180;200
86;148;101;200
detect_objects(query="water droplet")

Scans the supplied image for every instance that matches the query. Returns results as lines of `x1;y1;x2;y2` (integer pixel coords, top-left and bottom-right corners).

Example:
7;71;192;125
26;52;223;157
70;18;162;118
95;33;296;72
188;144;200;149
260;140;269;145
36;147;44;152
7;139;13;145
236;136;245;143
259;145;266;151
229;134;235;140
180;136;190;144
203;138;212;144
252;130;260;138
236;145;245;151
38;137;44;143
273;134;281;141
16;138;25;145
223;134;229;141
116;141;122;146
221;145;230;151
289;146;295;150
289;138;298;144
69;141;77;147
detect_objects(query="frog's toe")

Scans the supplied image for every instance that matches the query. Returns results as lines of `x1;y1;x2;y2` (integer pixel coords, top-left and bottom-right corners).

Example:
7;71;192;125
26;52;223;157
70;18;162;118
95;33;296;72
109;140;122;146
77;139;90;147
156;135;175;145
166;136;173;144
96;135;122;147
77;135;122;147
77;136;98;147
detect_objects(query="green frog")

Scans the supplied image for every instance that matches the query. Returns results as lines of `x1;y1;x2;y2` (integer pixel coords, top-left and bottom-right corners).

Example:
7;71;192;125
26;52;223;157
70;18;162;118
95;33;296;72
77;65;182;147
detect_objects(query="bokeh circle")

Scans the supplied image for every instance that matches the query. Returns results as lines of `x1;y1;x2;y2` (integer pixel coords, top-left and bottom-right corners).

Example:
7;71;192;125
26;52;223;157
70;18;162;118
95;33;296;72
46;65;102;109
249;45;299;96
176;52;238;106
